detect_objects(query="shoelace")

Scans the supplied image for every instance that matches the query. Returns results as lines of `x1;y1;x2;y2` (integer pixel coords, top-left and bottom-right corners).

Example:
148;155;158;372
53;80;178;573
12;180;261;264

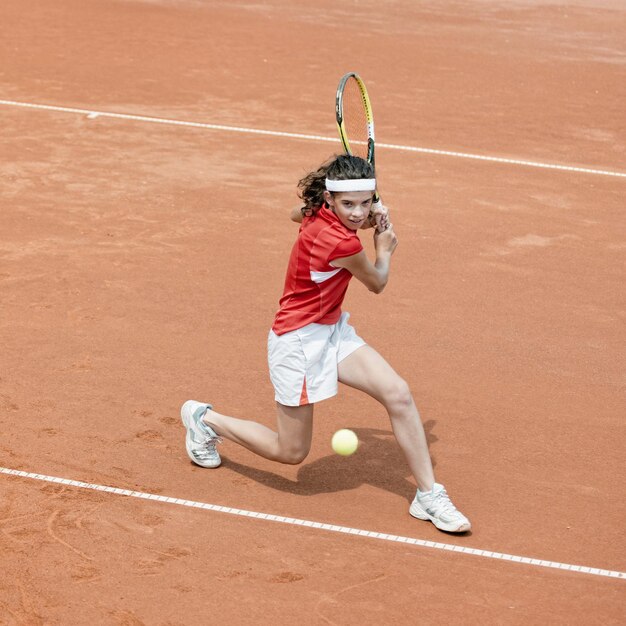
429;488;458;515
201;433;222;454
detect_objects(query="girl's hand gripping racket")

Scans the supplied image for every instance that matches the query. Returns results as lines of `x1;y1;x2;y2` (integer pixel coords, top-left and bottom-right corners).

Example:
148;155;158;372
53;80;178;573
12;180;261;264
335;72;384;229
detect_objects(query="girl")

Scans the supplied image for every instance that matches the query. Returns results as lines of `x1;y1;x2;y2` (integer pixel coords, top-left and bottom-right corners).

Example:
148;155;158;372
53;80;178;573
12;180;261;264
181;154;470;533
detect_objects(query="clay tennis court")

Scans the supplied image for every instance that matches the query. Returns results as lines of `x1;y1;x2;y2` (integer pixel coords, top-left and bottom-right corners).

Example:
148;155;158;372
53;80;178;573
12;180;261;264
1;0;625;623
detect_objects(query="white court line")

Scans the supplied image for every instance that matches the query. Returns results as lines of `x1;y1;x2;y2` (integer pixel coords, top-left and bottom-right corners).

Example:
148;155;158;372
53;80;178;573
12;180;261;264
1;98;626;179
1;466;624;581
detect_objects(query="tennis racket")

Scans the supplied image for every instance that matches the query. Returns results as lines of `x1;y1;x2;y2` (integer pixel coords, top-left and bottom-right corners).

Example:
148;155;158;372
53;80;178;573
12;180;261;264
335;72;380;211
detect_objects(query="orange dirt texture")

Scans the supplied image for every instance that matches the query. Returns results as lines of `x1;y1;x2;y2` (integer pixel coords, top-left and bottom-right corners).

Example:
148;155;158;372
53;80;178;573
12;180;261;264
1;0;625;624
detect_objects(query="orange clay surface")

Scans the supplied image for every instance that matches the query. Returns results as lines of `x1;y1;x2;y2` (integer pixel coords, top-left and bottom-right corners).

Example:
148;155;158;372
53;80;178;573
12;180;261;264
1;0;625;624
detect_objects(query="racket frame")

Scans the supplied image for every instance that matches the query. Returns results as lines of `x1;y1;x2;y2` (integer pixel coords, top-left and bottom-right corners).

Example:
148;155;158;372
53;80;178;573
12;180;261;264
335;72;380;207
335;71;376;167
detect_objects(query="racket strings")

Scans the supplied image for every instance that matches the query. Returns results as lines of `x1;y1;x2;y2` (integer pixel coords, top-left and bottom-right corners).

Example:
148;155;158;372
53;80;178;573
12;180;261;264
341;79;370;159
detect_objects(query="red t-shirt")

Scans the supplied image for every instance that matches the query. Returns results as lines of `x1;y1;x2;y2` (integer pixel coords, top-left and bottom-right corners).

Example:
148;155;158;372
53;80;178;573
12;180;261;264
272;206;363;335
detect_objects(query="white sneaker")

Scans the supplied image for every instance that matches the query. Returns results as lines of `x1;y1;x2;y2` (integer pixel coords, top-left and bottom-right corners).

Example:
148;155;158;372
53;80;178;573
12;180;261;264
409;483;471;533
181;400;222;468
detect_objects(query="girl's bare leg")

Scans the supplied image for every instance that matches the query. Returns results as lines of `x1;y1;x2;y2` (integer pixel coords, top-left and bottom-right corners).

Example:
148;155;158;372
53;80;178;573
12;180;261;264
338;345;435;492
203;402;314;465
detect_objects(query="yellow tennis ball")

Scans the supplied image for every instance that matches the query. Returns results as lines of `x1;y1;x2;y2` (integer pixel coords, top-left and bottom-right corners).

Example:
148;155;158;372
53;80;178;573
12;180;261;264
331;429;358;456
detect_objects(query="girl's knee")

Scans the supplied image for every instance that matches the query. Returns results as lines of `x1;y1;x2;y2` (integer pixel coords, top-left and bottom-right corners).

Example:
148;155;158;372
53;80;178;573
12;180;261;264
382;377;413;412
279;450;309;465
277;443;310;465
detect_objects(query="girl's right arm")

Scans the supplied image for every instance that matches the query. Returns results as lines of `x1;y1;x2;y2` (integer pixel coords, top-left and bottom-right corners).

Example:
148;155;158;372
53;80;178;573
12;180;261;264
290;207;304;223
330;226;398;294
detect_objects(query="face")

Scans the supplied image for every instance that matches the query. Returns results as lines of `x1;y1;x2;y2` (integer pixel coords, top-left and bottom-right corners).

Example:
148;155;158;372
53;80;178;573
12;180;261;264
324;190;374;231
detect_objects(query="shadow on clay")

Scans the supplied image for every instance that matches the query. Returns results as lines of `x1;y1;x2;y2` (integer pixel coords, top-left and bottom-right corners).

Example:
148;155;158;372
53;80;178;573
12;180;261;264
220;419;438;504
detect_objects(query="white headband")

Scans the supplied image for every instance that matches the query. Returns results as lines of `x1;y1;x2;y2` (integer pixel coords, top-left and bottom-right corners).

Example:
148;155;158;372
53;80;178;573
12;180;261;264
325;178;376;192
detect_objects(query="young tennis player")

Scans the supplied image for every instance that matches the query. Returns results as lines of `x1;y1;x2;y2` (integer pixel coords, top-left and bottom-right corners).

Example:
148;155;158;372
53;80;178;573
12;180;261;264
182;154;470;533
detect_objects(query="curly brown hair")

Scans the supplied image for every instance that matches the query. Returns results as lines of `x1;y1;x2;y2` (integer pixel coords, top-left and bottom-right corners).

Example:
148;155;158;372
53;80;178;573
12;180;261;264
297;154;375;216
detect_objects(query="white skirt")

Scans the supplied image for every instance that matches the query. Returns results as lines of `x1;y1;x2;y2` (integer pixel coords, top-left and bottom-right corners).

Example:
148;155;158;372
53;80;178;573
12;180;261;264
267;312;365;406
